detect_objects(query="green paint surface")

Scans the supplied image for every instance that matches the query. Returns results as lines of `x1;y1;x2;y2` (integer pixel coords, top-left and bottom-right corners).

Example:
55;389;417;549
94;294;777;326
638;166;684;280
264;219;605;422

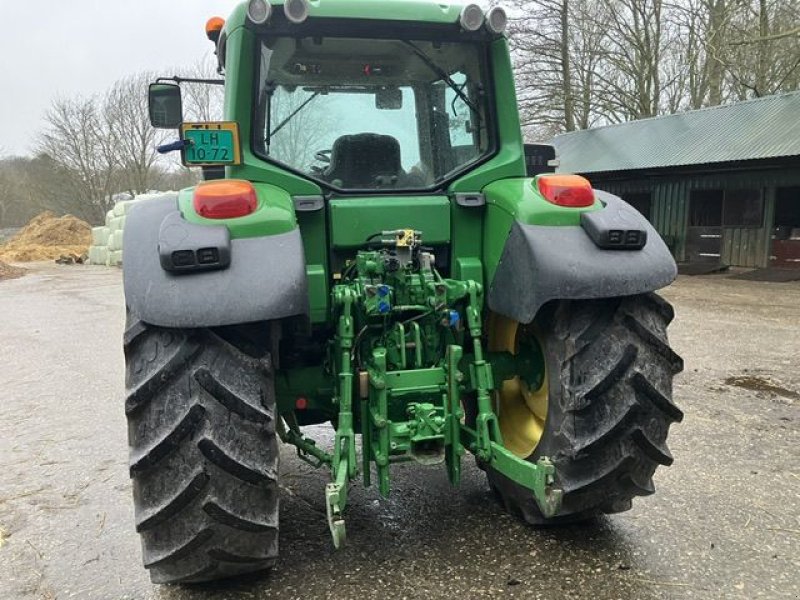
328;197;451;248
480;177;602;284
177;182;296;238
483;177;602;226
222;26;323;195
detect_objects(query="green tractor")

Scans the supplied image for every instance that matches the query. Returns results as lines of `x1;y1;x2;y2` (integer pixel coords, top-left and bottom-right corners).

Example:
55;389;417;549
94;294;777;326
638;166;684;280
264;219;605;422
124;0;683;584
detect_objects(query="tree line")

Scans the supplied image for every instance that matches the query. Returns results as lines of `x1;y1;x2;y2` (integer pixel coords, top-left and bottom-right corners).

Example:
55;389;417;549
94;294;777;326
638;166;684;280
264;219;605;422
0;62;222;227
508;0;800;136
1;5;798;227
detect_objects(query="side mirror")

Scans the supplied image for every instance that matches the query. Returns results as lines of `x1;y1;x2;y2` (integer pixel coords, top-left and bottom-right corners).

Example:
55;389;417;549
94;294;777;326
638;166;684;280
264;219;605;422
523;143;558;176
148;83;183;129
376;87;403;110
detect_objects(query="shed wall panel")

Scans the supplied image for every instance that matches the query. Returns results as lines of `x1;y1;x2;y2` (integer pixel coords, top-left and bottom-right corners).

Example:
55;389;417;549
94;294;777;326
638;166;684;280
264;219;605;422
588;165;800;268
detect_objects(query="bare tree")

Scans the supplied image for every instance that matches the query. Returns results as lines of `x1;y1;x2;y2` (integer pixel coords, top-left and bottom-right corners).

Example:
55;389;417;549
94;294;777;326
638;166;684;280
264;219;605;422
265;89;333;171
20;0;798;218
37;96;117;221
569;0;612;128
593;0;679;120
507;0;565;133
511;0;683;132
724;0;800;98
181;57;226;122
0;167;12;226
104;72;165;196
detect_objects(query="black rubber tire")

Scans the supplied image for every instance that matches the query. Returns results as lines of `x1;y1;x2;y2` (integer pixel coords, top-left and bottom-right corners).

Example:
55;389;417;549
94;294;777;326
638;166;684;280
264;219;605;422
124;315;279;584
486;293;684;524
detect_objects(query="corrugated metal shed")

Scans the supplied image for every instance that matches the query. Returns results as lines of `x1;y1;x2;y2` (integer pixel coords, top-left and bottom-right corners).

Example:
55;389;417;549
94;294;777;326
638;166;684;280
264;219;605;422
594;173;799;268
552;92;800;174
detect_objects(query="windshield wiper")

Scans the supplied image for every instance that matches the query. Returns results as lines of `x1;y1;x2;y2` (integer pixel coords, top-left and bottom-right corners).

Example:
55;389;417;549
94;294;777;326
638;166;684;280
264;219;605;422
270;91;320;138
402;41;483;122
263;84;320;153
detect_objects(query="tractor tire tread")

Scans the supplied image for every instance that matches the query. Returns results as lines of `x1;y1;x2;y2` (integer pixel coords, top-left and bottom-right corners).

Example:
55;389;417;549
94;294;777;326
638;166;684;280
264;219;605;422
125;315;279;584
193;367;271;423
486;293;683;524
125;334;202;415
129;405;206;476
135;471;210;532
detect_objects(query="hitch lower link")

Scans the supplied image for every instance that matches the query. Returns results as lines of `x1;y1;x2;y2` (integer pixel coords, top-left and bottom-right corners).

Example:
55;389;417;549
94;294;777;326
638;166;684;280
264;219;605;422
458;281;563;519
313;285;563;548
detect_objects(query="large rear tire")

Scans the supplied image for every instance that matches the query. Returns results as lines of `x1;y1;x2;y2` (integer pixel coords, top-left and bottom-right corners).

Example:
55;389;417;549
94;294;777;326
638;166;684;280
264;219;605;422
486;293;684;524
124;315;279;584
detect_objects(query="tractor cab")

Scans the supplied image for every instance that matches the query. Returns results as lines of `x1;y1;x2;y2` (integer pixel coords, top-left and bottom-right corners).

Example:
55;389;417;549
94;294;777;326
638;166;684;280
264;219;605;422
251;35;491;192
149;0;514;197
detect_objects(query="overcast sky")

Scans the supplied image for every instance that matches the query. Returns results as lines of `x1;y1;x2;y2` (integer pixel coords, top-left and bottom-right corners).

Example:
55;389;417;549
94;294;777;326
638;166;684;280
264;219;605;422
0;1;237;157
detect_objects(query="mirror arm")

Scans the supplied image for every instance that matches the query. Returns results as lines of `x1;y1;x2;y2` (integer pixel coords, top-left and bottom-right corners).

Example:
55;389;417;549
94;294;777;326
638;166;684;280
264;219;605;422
156;76;225;86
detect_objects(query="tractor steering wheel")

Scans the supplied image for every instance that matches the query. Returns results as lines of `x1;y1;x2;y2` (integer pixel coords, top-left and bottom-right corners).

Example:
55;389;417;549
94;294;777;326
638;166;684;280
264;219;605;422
310;149;332;175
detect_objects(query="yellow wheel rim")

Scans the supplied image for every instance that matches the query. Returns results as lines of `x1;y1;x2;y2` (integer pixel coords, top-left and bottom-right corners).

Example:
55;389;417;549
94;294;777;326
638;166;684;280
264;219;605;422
488;313;549;458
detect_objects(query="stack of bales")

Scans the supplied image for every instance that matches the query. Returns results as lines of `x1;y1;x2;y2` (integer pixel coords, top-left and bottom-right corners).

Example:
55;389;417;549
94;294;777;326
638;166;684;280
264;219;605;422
88;225;110;265
88;202;126;266
88;192;175;266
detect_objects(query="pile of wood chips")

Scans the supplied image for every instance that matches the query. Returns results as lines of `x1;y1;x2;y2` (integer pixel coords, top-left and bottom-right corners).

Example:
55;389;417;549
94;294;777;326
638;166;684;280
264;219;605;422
0;212;92;262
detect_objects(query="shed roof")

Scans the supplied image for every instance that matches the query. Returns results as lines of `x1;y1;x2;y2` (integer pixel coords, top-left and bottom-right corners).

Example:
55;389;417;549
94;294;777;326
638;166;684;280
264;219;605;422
552;91;800;174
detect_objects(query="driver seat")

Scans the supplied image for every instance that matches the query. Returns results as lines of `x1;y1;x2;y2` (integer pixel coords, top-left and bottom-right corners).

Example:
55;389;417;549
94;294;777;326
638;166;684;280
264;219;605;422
325;133;402;188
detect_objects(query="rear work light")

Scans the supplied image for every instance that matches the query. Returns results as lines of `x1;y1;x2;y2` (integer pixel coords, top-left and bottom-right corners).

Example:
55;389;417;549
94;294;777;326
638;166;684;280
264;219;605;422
247;0;271;24
537;174;596;208
459;4;485;31
193;180;258;219
284;0;310;23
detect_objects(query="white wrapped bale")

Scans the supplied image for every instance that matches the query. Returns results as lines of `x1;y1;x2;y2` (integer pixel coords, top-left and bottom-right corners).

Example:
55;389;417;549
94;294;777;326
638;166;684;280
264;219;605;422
131;191;177;204
91;226;110;246
108;249;123;266
107;216;125;232
91;192;177;267
88;246;109;265
113;200;131;217
108;230;125;251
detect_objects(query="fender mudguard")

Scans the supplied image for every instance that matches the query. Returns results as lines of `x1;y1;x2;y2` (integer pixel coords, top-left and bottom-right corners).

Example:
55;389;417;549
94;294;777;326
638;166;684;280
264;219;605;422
487;191;677;323
123;194;308;328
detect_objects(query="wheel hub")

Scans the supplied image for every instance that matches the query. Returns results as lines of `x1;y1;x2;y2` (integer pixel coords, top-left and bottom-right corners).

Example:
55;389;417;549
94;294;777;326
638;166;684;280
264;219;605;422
488;313;549;458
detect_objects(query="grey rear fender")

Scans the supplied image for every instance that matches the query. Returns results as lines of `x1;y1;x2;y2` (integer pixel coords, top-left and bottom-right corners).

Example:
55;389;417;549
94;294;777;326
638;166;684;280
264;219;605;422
123;194;308;328
487;191;677;324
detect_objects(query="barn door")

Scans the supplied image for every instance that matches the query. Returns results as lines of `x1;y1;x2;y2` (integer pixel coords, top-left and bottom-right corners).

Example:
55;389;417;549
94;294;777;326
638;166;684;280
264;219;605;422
772;187;800;268
687;190;723;263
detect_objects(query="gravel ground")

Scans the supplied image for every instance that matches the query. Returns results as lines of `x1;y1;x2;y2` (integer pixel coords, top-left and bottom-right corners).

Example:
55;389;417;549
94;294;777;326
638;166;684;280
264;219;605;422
0;263;797;600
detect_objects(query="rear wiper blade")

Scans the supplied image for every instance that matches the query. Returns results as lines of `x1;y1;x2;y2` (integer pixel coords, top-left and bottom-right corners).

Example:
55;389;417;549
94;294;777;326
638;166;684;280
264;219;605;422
402;41;482;122
270;91;320;139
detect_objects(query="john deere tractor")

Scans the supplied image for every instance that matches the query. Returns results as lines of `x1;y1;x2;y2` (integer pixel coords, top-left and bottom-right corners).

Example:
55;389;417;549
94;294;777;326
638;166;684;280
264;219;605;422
124;0;683;584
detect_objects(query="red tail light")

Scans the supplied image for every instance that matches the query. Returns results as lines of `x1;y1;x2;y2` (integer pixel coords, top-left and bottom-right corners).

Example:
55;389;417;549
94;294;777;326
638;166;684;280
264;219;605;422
537;174;595;208
193;180;257;219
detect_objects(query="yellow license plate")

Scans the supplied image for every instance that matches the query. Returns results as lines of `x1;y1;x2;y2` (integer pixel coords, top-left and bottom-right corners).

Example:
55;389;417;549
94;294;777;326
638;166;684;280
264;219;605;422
180;121;242;166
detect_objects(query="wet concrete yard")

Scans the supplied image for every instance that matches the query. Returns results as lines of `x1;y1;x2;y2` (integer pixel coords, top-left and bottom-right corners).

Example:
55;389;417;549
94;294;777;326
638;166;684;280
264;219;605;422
1;264;798;599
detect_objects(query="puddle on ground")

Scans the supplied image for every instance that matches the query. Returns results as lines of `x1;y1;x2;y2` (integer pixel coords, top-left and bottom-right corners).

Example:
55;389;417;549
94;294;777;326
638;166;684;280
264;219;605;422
724;375;800;400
